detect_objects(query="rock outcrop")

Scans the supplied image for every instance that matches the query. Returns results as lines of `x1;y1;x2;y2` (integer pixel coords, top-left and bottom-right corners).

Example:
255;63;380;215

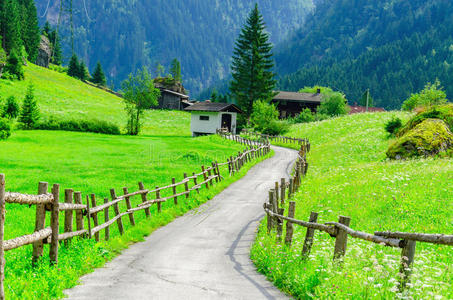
35;35;51;68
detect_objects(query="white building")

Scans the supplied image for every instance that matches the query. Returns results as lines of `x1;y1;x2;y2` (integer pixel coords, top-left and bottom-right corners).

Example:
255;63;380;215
185;102;243;137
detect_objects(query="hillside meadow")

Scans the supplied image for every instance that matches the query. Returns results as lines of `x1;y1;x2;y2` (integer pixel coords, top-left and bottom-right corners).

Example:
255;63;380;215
0;63;190;136
252;112;452;299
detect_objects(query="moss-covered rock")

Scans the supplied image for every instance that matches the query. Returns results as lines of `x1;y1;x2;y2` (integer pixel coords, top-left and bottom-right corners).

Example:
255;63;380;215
397;104;453;137
387;118;453;159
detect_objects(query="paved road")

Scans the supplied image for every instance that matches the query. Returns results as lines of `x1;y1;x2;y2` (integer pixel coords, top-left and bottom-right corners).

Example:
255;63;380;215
65;146;296;300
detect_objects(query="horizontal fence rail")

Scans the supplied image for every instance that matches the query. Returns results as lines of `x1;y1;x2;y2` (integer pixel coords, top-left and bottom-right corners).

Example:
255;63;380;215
0;136;272;299
261;140;452;292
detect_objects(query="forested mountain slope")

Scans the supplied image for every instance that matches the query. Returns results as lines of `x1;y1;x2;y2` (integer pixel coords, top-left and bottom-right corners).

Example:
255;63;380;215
34;0;313;94
275;0;453;109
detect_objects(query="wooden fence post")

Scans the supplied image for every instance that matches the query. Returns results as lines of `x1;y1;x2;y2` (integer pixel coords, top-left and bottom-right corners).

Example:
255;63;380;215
207;165;213;186
267;190;275;231
101;198;110;242
285;202;296;246
171;178;178;205
123;187;135;226
216;162;221;182
212;162;219;183
74;192;84;233
276;208;284;242
0;174;5;300
399;240;416;290
228;158;232;175
49;184;60;265
274;182;279;202
201;166;209;189
270;190;279;231
288;178;293;199
64;189;74;246
138;182;151;218
280;178;286;205
192;173;199;194
110;189;124;235
156;187;161;213
86;195;91;238
302;212;319;258
333;216;351;262
183;173;189;198
32;181;48;264
90;194;100;242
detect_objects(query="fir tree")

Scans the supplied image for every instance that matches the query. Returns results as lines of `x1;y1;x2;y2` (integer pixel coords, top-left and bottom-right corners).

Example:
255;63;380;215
4;49;24;79
1;95;19;119
18;84;39;129
91;61;106;86
67;54;79;78
229;4;276;119
170;58;182;82
20;0;40;61
50;30;62;65
2;0;22;53
78;60;89;81
42;21;51;37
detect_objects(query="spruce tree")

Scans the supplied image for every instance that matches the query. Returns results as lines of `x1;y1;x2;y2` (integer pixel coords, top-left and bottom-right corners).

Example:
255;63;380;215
1;96;19;119
42;21;51;37
50;30;62;65
170;58;182;82
91;61;106;86
67;54;79;77
3;0;22;53
229;4;276;119
18;84;39;129
78;60;89;81
20;0;40;61
4;49;24;79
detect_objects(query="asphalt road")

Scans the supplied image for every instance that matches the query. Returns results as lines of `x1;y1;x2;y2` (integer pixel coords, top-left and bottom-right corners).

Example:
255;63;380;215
65;146;297;300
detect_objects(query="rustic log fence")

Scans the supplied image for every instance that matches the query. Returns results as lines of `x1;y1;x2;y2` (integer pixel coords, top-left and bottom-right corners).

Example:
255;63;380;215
0;138;271;300
240;128;310;150
262;142;453;291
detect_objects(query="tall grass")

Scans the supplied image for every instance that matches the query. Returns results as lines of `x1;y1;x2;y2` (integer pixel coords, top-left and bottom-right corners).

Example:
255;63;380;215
251;112;452;299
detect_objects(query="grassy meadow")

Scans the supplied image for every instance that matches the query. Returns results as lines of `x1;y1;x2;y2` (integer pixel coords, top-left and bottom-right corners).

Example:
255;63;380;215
0;63;190;135
251;112;452;299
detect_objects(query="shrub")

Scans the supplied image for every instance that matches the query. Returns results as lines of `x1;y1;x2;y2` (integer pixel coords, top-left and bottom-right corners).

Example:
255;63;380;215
18;84;40;129
402;80;448;111
1;96;19;119
314;112;330;122
2;50;24;80
262;120;290;135
385;117;403;135
317;94;349;117
0;118;11;140
292;108;314;124
35;116;121;135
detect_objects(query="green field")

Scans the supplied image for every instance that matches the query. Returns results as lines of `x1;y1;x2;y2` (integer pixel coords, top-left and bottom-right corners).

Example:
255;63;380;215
0;63;190;135
0;64;273;299
252;112;452;299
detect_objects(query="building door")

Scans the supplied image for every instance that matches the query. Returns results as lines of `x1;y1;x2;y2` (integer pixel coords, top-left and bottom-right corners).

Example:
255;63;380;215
221;114;232;132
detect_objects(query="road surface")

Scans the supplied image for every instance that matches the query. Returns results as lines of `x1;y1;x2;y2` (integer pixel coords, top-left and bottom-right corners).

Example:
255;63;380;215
65;146;296;300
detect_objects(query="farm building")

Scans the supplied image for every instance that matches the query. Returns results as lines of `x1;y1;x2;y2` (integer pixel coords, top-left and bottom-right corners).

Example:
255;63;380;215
185;102;243;137
154;78;190;110
271;90;322;118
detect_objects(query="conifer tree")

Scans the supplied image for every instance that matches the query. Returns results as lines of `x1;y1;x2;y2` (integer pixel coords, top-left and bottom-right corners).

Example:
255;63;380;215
67;54;79;77
78;60;89;81
1;96;19;119
18;84;39;129
42;21;51;37
91;61;106;86
229;4;276;119
170;58;182;82
4;49;24;79
20;0;40;61
2;0;22;53
50;30;62;65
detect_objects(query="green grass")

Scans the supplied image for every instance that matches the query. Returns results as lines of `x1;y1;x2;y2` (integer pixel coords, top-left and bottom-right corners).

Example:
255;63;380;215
251;112;452;299
0;63;190;136
0;129;273;299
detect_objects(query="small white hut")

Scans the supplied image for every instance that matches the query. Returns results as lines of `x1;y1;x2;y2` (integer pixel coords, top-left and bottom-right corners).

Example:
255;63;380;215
185;102;243;137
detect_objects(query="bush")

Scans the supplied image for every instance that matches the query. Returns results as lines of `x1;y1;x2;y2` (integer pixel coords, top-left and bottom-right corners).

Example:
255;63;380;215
314;113;330;122
317;94;349;117
385;117;403;135
0;118;11;140
1;96;19;119
18;84;40;129
292;108;314;124
402;80;448;111
35;116;121;135
2;50;24;80
262;120;290;135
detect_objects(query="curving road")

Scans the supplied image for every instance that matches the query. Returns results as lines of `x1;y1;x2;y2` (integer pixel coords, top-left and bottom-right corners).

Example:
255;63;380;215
65;146;296;300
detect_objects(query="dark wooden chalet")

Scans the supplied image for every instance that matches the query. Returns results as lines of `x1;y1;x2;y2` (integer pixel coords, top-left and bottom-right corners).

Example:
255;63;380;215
157;89;189;110
271;91;323;118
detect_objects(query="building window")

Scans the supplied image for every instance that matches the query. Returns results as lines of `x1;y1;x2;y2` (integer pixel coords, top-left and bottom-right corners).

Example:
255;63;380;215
199;116;210;121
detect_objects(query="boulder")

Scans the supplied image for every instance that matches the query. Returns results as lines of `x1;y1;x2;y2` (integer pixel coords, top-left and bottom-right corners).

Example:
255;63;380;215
387;118;453;159
35;35;51;68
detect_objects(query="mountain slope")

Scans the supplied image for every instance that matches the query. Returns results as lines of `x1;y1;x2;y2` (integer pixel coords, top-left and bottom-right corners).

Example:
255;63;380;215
274;0;453;109
35;0;313;95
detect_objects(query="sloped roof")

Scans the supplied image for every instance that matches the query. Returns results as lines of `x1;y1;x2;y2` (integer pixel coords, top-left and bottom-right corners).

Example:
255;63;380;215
273;91;322;103
184;102;243;113
349;106;386;114
162;89;189;99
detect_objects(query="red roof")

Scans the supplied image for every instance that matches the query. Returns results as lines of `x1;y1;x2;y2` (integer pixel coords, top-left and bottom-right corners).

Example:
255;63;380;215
349;106;386;114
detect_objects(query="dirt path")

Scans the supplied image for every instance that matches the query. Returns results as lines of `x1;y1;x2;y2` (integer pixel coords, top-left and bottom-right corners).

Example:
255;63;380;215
65;146;296;299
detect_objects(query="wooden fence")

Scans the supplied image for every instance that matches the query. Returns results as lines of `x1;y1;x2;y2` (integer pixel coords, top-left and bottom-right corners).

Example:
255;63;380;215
263;144;453;291
240;129;309;149
0;139;271;300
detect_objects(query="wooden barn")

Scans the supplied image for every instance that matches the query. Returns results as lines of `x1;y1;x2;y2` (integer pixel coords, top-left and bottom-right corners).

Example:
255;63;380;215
271;91;322;118
185;102;243;137
157;89;189;110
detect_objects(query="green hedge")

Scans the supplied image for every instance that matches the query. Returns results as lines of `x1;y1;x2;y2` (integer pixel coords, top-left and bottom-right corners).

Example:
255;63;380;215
35;117;121;135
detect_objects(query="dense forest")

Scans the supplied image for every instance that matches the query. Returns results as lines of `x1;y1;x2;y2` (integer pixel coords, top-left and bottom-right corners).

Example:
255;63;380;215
34;0;313;94
275;0;453;109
